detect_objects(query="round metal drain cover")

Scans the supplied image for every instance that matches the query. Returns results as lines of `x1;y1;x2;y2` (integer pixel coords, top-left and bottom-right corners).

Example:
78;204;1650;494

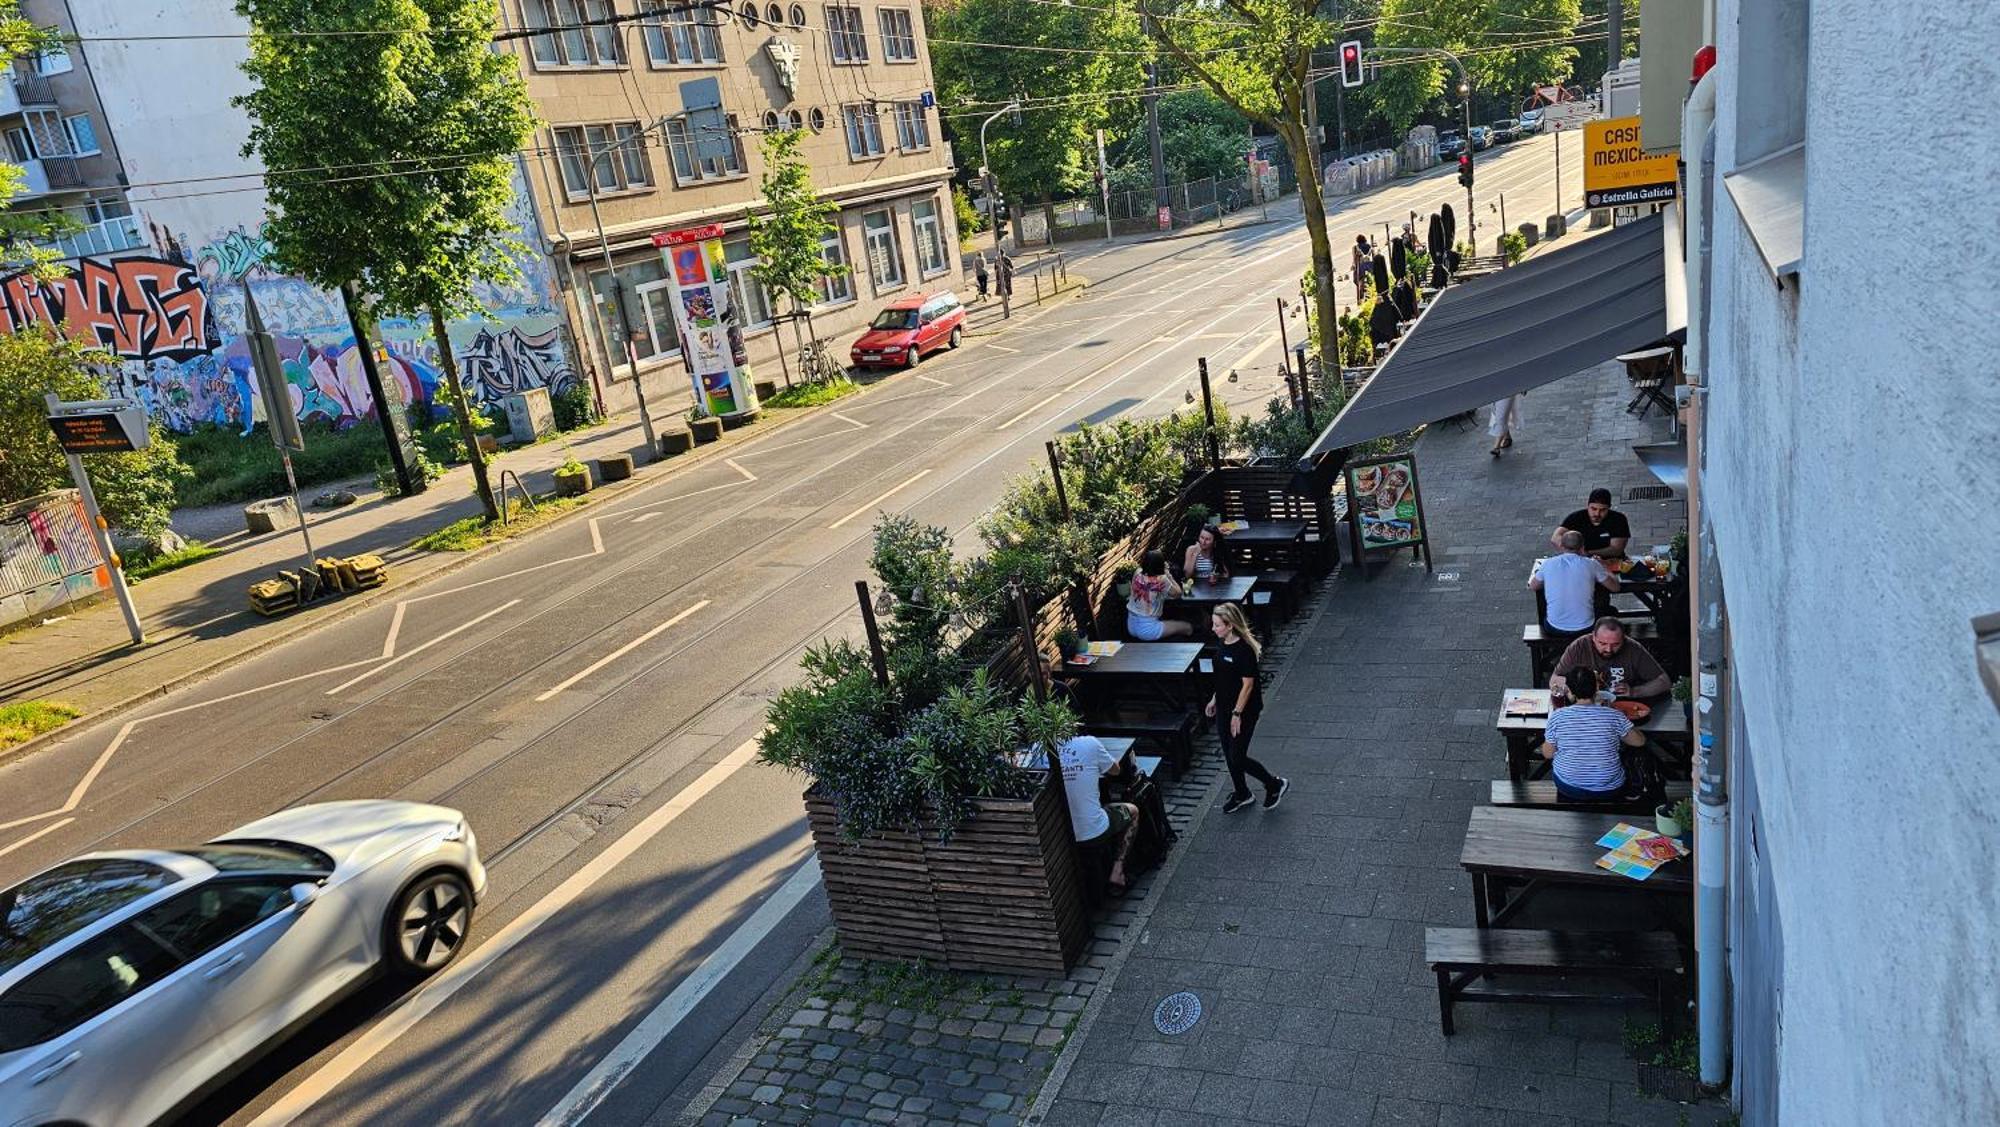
1152;991;1203;1035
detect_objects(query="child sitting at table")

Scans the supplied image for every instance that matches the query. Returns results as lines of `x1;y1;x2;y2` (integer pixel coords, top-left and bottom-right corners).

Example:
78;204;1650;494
1126;550;1194;640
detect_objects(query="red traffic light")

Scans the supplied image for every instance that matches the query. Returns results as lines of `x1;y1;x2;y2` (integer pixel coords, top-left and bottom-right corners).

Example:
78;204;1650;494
1339;39;1364;88
1457;153;1474;188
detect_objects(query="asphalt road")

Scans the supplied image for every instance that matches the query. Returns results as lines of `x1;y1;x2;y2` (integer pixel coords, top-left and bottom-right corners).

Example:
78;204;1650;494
0;132;1579;1127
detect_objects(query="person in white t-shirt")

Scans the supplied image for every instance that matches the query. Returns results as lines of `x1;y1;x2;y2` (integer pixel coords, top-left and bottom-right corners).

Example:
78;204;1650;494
1056;734;1140;895
1531;530;1621;637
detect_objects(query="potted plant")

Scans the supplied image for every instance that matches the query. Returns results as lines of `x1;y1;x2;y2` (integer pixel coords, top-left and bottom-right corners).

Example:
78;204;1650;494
1671;675;1694;726
1655;797;1693;840
687;407;723;444
553;454;592;497
1054;627;1082;661
1669;528;1689;567
1111;563;1137;600
1184;502;1215;531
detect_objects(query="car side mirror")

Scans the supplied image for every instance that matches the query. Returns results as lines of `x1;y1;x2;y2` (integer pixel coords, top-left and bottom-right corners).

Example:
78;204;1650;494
289;882;319;912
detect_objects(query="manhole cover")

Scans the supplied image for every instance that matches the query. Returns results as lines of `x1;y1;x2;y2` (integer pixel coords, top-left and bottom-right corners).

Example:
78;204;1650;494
1153;991;1203;1035
1626;485;1676;501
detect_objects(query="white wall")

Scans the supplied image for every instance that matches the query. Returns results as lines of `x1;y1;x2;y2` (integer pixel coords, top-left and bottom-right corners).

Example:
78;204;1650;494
1703;0;2000;1122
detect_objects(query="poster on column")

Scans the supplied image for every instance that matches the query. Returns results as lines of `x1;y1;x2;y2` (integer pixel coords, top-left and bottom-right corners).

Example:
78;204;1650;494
654;224;760;420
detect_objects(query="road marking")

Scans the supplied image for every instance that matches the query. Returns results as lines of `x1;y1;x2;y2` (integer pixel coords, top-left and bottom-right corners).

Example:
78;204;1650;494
827;470;932;530
982;343;1021;355
0;817;74;858
997;391;1064;430
535;856;822;1127
532;601;711;702
246;738;767;1127
323;601;521;696
725;458;756;482
915;373;951;387
630;512;662;524
381;603;406;660
1232;329;1284;371
828;412;868;429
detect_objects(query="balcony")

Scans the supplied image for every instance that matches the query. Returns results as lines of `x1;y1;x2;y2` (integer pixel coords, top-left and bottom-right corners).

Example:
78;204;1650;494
11;155;81;200
44;214;145;259
0;73;55;116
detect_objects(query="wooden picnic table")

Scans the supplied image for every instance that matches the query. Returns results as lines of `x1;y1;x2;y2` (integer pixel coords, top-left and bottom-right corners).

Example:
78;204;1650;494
1166;574;1257;630
1064;642;1205;708
1496;688;1690;783
1460;805;1693;928
1222;520;1308;569
1530;556;1685;632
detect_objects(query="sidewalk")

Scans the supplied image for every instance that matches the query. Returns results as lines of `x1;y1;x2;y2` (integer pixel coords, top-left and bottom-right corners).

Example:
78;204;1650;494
1039;363;1730;1127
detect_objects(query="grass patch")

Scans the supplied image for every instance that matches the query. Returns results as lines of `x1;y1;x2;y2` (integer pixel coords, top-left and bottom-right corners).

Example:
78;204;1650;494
0;701;82;749
169;418;469;508
125;540;222;582
764;377;859;410
409;492;592;552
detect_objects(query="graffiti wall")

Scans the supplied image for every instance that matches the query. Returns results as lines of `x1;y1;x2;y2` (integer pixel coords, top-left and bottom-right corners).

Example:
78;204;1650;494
0;174;579;435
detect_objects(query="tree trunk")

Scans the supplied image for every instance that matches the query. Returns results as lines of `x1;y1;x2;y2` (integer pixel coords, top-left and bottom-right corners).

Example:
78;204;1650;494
429;306;499;522
1278;118;1341;370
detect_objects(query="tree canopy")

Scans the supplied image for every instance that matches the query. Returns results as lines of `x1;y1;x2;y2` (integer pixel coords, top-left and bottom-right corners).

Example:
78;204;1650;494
749;129;845;336
1356;0;1584;134
0;2;77;272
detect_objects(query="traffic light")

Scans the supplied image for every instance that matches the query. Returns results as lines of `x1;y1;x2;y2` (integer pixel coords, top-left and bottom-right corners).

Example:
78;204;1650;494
1339;40;1364;88
1457;153;1474;188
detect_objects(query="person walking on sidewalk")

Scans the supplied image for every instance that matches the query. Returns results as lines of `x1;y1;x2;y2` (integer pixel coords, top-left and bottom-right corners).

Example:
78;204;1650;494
1488;391;1524;455
1206;603;1288;814
974;253;989;301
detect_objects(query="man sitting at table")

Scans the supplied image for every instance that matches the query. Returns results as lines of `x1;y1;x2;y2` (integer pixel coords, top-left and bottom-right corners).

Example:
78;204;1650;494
1542;668;1648;801
1056;732;1143;895
1551;617;1672;702
1550;488;1632;559
1531;531;1620;640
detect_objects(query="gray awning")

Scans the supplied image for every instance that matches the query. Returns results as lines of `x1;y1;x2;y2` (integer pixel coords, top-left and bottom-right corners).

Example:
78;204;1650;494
1723;142;1804;281
1305;211;1676;458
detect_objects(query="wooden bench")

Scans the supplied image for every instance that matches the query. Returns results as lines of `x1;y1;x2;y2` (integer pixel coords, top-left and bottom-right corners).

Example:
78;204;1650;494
1489;780;1691;813
1252;568;1306;623
1425;927;1684;1035
1522;620;1659;684
1083;706;1201;779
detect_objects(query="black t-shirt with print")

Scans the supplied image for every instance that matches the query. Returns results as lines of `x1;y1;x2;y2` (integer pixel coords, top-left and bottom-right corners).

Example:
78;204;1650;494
1211;639;1263;717
1561;508;1633;555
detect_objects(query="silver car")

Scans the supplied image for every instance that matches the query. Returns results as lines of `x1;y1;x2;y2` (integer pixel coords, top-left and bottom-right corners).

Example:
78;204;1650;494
0;800;486;1127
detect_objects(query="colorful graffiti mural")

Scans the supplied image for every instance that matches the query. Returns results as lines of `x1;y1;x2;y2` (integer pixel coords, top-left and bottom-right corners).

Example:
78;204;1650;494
0;256;214;360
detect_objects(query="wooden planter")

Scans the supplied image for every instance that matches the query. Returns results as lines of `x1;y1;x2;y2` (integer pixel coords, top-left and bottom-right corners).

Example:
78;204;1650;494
806;784;1089;975
659;428;694;456
689;416;723;444
553;466;593;496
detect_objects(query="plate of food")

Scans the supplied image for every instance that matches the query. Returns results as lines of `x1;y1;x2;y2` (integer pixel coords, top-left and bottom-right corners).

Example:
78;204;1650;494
1382;465;1410;493
1353;466;1382;494
1503;694;1546;717
1610;699;1652;722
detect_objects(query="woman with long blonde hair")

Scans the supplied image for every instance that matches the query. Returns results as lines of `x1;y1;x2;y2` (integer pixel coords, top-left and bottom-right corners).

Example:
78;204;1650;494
1207;603;1288;814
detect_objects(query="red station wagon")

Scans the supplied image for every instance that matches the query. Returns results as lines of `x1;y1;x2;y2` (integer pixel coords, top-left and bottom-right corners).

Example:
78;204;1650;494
850;292;966;369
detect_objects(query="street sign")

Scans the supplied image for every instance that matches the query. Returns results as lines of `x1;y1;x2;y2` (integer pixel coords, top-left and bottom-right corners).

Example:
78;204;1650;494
244;284;304;452
47;405;149;453
1541;100;1594;130
1582;116;1679;208
919;89;935;109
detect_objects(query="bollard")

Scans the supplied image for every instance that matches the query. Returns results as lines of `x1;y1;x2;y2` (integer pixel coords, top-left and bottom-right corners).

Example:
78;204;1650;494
1033;272;1042;305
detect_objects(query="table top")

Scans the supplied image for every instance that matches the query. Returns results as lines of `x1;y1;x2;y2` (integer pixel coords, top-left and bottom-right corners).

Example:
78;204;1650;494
1069;641;1205;678
1461;805;1693;892
1010;735;1136;769
1531;555;1679;589
1496;688;1688;737
1222;520;1307;544
1167;575;1257;605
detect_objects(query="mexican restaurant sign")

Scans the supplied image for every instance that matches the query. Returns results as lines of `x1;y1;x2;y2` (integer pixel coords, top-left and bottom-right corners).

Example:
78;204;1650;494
1583;116;1679;208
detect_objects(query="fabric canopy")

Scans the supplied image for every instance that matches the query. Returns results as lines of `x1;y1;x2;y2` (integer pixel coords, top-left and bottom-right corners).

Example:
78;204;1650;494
1305;210;1678;459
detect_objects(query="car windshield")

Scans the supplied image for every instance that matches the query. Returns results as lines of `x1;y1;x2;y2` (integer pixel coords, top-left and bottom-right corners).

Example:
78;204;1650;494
177;841;332;874
1440;131;1460;141
871;309;918;331
1494;120;1516;129
0;859;176;975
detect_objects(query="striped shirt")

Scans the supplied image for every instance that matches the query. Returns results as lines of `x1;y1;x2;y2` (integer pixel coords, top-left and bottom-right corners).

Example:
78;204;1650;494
1192;551;1216;581
1542;703;1632;792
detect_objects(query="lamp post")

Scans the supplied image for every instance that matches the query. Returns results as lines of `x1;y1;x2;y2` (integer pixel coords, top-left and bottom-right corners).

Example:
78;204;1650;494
580;126;662;458
979;102;1020;256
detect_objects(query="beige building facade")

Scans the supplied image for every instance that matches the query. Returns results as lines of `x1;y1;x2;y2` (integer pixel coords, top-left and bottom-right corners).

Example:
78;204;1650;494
501;1;966;411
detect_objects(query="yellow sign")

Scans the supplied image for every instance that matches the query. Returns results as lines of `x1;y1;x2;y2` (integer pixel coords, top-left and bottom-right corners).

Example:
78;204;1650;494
1583;116;1679;208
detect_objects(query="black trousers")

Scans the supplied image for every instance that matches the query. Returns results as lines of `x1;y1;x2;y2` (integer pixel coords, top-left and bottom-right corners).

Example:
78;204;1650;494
1215;710;1279;799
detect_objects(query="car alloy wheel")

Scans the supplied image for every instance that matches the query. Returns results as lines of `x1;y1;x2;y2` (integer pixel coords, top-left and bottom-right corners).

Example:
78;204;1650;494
905;346;920;368
388;871;472;976
948;326;963;350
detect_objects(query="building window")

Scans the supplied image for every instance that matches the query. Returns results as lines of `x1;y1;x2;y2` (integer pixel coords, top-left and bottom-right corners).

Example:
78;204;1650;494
842;103;884;159
32;50;71;77
879;8;917;62
723;240;776;329
62;114;99;156
5;125;37;163
86;196;132;224
642;0;723;66
816;233;854;305
912;198;947;277
589;258;680;365
766;3;784;24
786;109;804;131
892;102;929;152
552;123;651;199
522;0;624;68
763;110;781;131
789;3;806;26
739;2;759;28
862;209;903;291
825;4;869;64
664;116;745;184
808;107;826;132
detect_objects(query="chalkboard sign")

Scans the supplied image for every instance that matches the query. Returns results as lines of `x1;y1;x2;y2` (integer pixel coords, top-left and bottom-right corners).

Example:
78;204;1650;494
1345;453;1432;575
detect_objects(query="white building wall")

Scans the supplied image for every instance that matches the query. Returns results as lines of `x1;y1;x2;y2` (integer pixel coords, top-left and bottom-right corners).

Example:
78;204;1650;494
1703;0;2000;1122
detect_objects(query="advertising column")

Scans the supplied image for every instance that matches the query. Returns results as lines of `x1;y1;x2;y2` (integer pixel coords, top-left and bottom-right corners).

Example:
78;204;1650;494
654;224;761;421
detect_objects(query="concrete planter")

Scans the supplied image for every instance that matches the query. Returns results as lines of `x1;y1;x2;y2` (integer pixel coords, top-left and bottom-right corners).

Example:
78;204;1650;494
689;416;723;444
658;428;694;456
753;378;779;400
594;453;634;482
553;466;593;497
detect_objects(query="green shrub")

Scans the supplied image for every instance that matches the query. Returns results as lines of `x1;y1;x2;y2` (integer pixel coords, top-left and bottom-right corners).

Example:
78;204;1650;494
1499;231;1528;265
552;382;600;431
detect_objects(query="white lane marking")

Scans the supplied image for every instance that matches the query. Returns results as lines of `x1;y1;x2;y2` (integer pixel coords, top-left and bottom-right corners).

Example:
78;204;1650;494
380;603;406;660
725;458;757;482
532;601;711;702
589;516;604;554
828;412;868;429
0;817;74;858
827;470;932;530
323;601;521;696
246;738;767;1127
535;856;822;1127
915;373;951;387
630;512;662;524
982;343;1021;355
997;391;1065;430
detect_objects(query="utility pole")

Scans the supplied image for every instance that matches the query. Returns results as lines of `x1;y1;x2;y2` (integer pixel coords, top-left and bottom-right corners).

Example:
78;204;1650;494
979;102;1019;255
1605;0;1622;71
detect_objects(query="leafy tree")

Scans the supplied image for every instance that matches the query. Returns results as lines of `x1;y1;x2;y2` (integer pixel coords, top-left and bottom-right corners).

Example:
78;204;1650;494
1141;1;1341;368
1158;91;1252;182
926;0;1142;202
749;128;845;368
0;328;189;534
1361;0;1582;134
236;0;537;522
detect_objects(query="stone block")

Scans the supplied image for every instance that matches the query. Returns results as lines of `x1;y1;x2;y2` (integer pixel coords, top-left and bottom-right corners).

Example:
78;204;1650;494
243;496;299;534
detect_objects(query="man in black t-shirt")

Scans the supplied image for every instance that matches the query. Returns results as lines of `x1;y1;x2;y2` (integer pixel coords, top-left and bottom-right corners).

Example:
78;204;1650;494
1551;488;1632;559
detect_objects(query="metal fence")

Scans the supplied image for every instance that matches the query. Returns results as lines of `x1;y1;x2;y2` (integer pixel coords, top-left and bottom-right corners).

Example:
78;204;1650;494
1036;167;1298;245
0;490;109;630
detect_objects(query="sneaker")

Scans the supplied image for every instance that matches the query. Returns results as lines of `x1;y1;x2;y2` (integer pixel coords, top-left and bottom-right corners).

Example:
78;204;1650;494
1262;778;1290;810
1221;794;1255;815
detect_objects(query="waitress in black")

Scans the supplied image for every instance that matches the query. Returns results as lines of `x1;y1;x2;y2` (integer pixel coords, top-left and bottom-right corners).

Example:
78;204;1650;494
1206;603;1290;814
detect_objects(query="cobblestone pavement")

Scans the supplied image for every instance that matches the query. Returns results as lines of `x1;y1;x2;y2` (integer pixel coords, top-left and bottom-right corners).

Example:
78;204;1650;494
1040;363;1737;1127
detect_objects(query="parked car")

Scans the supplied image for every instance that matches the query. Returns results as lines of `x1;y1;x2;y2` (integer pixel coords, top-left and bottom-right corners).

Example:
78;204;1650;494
1517;108;1543;134
0;800;486;1127
850;291;966;369
1437;129;1466;158
1490;119;1520;143
1469;126;1493;150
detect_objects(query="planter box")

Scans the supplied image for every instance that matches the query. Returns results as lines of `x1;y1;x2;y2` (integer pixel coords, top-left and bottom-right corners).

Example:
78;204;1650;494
659;428;694;456
805;784;1089;976
754;379;779;400
689;416;723;444
553;466;593;497
594;453;634;482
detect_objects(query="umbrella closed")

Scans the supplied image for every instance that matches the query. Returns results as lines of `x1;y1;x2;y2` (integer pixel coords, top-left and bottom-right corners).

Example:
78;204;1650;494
1390;237;1408;279
1427;213;1446;258
1371;253;1391;296
1368;296;1402;345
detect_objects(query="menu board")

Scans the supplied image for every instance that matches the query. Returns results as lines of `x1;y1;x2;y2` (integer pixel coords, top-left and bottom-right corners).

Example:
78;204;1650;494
1346;455;1424;549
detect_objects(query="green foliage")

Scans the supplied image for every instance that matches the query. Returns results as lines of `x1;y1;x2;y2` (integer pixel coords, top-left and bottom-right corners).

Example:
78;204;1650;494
0;329;189;534
951;184;987;237
170;416;458;507
1668;797;1694;827
1237;357;1351;465
869;514;960;652
1670;675;1693;703
1157;91;1253;182
764;377;859;409
408;490;590;550
1499;230;1528;264
551;382;600;431
0;4;77;271
1363;0;1583;135
749;129;846;323
0;700;81;750
124;540;222;582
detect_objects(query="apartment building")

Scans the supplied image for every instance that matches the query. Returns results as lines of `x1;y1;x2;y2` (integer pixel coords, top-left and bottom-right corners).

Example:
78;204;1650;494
1;0;142;262
501;1;965;406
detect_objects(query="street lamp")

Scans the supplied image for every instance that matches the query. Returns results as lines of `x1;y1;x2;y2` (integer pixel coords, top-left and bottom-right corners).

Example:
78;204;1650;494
979;102;1020;255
